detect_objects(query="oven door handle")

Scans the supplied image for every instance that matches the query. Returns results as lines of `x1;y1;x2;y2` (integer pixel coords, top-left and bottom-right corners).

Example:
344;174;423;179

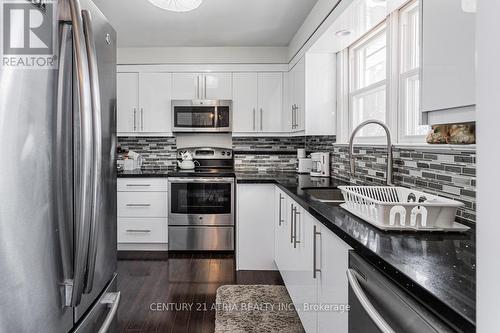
168;178;234;183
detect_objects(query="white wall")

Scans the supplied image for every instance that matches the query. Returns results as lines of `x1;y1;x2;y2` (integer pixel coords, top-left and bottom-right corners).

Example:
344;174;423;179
476;1;500;332
288;0;342;61
117;47;288;65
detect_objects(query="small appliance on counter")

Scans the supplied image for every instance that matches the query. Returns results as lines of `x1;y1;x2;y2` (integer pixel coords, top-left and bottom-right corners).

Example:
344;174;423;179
310;152;330;177
297;158;313;174
122;150;143;170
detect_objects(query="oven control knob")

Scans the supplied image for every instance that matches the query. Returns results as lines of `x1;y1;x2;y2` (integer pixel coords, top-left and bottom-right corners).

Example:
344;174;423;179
226;151;231;156
221;151;225;156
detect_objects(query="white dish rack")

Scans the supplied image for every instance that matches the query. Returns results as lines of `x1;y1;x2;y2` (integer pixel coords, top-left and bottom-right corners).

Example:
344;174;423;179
338;186;469;232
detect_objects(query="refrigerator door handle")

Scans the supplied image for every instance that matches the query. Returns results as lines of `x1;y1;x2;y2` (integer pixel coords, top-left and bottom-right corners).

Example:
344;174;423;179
68;0;94;307
82;9;102;294
56;23;75;307
97;292;121;333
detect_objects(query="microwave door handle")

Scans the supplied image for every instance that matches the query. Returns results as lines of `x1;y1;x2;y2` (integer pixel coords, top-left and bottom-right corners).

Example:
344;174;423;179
68;0;94;307
82;9;103;294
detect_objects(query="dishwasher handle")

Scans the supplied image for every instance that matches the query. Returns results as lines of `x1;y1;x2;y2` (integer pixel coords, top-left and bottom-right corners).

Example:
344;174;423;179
346;269;395;333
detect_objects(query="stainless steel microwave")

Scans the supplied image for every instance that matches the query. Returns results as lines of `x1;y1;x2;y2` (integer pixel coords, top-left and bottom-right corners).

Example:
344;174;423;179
171;100;232;132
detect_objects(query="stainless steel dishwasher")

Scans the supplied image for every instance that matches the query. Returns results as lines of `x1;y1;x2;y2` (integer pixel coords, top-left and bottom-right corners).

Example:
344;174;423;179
347;252;455;333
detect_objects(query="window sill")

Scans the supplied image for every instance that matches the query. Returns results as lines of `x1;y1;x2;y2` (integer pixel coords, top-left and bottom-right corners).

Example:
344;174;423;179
331;142;476;151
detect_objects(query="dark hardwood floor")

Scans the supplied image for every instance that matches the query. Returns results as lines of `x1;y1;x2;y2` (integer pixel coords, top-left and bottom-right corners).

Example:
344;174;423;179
117;252;284;333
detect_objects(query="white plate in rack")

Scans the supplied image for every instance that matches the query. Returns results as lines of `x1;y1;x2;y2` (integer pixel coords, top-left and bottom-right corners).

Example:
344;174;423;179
340;203;470;232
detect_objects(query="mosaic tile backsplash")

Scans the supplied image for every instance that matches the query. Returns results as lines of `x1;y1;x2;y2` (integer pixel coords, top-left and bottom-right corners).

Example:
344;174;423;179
118;135;476;224
118;136;177;169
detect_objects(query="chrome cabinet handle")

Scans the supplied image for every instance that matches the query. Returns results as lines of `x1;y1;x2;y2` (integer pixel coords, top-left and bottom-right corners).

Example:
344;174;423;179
82;9;103;294
293;209;301;248
126;184;151;187
68;0;94;308
278;194;284;226
347;269;395;333
125;203;151;207
253;108;256;131
290;204;295;243
126;229;151;233
196;75;200;99
260;108;263;130
133;108;136;131
141;108;144;131
313;225;321;279
97;292;121;333
204;75;207;99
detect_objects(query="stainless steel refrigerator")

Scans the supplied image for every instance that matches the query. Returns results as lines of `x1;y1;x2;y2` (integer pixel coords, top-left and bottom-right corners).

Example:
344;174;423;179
0;0;118;332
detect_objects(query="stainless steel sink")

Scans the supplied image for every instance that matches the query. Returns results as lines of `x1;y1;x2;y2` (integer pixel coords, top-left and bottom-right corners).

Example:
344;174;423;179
302;187;345;204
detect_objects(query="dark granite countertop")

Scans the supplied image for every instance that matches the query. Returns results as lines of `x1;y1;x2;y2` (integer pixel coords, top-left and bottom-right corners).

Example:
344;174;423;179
117;168;173;177
236;171;476;332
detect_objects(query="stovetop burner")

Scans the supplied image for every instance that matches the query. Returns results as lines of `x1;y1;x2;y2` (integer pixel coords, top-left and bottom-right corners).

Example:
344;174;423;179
173;147;235;177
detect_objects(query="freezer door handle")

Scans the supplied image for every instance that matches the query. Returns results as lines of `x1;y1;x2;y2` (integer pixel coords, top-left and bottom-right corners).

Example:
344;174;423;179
82;9;103;295
97;292;121;333
68;0;94;307
347;269;395;333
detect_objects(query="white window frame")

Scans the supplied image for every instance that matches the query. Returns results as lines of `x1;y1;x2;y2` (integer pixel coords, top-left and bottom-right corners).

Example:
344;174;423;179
348;23;389;144
337;0;426;145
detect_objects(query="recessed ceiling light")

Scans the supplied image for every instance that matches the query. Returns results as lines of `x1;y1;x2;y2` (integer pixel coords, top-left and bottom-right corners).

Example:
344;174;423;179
335;29;352;37
148;0;202;12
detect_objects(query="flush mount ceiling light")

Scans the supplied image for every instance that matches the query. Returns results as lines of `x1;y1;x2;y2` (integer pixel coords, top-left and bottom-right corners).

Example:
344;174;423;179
335;29;352;37
148;0;202;12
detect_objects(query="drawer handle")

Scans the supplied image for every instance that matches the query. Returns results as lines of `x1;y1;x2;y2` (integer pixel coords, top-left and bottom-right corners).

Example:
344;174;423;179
126;184;151;187
126;229;151;233
125;203;151;207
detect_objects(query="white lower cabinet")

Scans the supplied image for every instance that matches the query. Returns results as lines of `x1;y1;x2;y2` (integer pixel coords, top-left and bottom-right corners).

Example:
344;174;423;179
117;178;168;250
236;184;277;270
273;188;350;333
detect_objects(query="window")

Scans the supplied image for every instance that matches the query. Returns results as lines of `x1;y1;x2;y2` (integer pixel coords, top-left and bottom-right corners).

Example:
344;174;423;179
349;24;387;137
339;0;428;144
399;0;429;138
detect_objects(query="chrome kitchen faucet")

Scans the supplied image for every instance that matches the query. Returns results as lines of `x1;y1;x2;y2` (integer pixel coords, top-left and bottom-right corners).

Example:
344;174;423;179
348;120;393;186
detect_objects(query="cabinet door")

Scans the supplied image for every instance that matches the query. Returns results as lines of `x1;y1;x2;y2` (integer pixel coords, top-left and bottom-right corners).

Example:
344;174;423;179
236;184;276;270
232;73;258;132
293;58;306;132
274;189;288;270
204;73;232;99
172;73;200;99
421;0;475;123
258;72;283;132
316;222;351;333
287;209;317;333
117;73;139;132
139;72;172;134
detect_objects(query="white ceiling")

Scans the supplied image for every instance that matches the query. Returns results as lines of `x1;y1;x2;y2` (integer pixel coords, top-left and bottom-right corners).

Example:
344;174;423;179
93;0;319;47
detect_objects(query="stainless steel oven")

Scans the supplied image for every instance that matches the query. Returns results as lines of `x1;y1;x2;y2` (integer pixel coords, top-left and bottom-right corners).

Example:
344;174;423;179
168;177;235;251
171;99;232;132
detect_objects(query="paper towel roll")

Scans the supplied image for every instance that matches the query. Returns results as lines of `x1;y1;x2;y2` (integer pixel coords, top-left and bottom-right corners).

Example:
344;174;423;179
297;148;306;158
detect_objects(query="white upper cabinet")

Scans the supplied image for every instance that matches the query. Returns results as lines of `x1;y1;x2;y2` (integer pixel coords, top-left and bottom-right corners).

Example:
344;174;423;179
204;73;232;99
232;72;283;133
172;72;232;100
232;73;259;132
172;73;199;99
305;53;336;135
421;0;476;124
258;72;283;132
117;72;172;135
288;57;306;132
139;73;172;133
117;73;139;133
